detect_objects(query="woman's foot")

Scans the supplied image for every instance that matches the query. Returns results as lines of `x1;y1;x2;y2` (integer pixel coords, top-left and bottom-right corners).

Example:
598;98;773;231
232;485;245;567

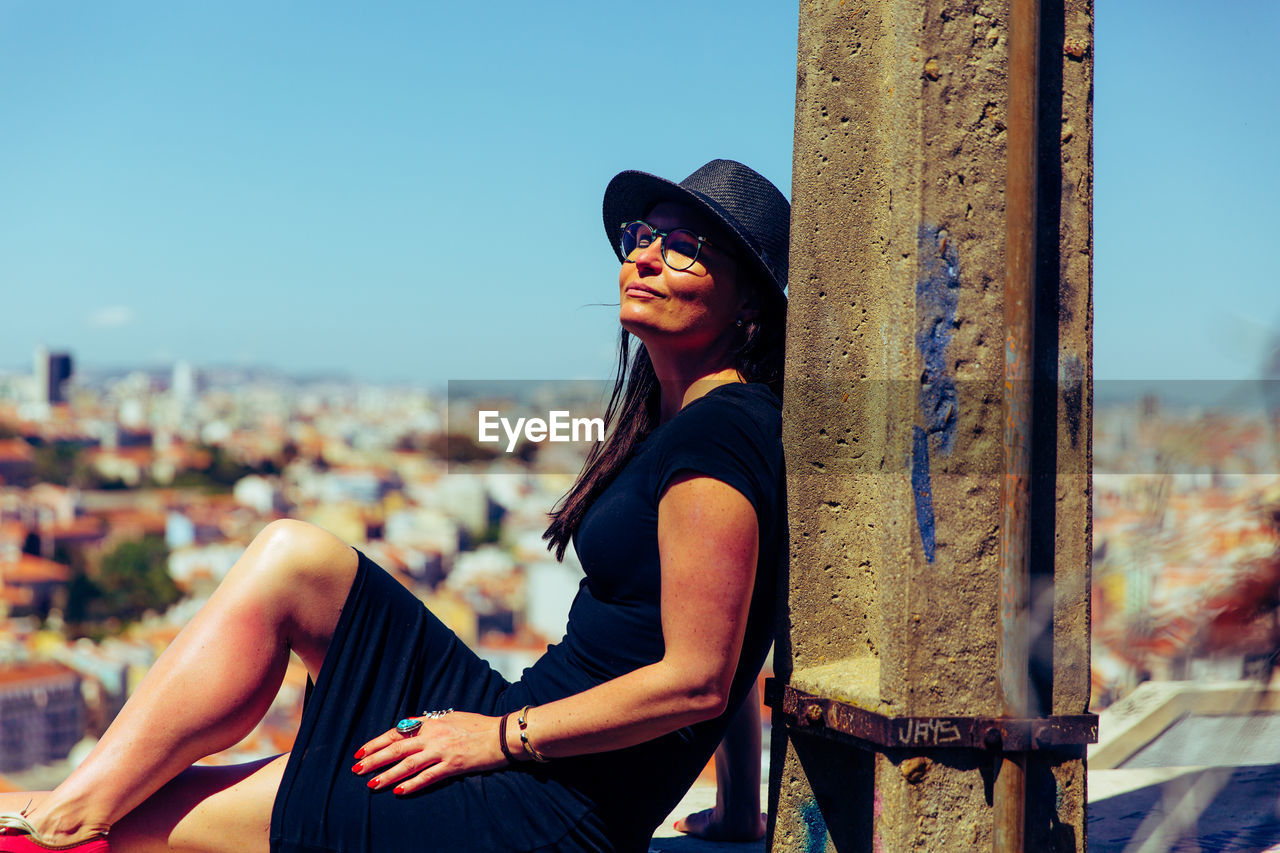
0;812;111;852
0;834;111;853
673;806;767;842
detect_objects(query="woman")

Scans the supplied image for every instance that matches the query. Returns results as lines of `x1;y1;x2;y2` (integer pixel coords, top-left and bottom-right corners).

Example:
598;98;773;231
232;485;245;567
0;158;789;853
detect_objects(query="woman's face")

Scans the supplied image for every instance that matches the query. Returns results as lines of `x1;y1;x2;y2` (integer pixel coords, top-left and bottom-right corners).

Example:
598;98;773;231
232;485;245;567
617;202;752;356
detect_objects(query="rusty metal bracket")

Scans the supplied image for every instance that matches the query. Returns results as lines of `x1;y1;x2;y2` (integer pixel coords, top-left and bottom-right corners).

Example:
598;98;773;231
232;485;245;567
766;680;1098;751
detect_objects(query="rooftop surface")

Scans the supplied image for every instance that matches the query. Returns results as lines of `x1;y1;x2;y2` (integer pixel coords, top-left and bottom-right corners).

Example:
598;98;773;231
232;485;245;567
1091;766;1280;852
1087;681;1280;851
652;681;1280;852
657;772;1280;852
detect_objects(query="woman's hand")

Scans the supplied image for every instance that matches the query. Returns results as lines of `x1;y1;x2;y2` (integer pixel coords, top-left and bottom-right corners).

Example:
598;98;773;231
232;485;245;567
350;711;507;795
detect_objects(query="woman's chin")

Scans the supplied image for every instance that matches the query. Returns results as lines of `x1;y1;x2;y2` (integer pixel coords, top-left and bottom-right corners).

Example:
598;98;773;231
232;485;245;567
620;315;661;340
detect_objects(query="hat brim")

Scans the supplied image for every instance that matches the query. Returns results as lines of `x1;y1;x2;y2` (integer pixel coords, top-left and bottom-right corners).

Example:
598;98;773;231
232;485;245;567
602;169;786;309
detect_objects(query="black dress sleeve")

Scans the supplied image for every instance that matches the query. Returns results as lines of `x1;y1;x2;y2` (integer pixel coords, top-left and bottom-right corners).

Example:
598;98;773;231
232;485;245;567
648;384;781;516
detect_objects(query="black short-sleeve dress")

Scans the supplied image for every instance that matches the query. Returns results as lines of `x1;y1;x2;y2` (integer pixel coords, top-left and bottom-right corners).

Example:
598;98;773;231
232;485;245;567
270;382;785;853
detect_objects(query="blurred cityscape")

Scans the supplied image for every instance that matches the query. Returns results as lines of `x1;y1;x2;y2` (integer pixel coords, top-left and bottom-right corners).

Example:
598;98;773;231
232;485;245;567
2;349;1280;797
1093;384;1280;704
0;348;602;790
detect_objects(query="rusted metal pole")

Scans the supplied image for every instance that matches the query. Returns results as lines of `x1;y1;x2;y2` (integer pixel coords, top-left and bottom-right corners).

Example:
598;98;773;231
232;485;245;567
996;0;1042;847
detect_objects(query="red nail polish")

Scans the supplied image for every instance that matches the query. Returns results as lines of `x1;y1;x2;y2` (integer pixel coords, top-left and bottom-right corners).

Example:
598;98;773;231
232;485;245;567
354;748;365;759
352;763;363;773
393;786;405;795
368;778;379;789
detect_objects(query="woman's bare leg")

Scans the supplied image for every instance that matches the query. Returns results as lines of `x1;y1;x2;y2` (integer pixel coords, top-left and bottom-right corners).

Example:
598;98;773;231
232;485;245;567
674;681;766;840
1;756;285;853
12;520;357;846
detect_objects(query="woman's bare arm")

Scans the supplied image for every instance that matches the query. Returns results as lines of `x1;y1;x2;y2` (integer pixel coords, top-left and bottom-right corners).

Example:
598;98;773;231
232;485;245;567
674;682;767;841
352;471;759;793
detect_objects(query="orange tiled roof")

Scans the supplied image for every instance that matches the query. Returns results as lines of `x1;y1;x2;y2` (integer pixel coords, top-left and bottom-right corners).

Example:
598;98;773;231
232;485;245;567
0;553;71;583
98;447;155;464
102;509;167;534
0;587;30;606
0;661;75;686
0;520;27;543
46;516;105;540
0;439;34;462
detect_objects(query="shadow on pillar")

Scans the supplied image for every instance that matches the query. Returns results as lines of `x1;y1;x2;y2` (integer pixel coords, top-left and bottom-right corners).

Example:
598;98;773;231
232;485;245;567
1026;748;1084;852
1028;0;1066;725
1026;3;1085;851
785;734;875;851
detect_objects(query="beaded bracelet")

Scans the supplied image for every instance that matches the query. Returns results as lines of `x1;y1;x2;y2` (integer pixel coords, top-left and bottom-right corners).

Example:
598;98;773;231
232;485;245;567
498;711;518;764
517;705;549;763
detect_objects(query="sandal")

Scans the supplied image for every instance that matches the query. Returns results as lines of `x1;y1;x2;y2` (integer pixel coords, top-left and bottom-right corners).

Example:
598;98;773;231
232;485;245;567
0;814;110;853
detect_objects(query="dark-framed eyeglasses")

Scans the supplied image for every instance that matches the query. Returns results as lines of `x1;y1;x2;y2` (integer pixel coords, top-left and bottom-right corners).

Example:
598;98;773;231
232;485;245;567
619;220;719;272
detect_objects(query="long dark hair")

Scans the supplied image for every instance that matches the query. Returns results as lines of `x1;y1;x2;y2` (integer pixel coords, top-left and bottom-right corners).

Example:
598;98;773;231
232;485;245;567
542;282;785;560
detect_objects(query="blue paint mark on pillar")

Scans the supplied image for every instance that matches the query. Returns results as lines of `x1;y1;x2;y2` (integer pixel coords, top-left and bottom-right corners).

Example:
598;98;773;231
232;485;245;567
911;426;937;562
799;797;829;853
912;224;960;562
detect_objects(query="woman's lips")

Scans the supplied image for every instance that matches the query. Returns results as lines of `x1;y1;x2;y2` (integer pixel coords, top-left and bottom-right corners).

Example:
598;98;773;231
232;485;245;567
624;284;663;299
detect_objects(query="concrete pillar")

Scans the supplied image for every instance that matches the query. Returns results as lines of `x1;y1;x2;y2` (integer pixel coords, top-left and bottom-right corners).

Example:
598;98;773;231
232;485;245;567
770;0;1092;850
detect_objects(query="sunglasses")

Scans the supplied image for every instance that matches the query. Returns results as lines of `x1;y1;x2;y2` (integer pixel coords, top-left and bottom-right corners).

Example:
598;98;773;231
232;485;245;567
618;220;722;272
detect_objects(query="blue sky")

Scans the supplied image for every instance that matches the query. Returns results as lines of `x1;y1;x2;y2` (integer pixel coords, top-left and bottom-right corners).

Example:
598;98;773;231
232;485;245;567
2;1;1277;385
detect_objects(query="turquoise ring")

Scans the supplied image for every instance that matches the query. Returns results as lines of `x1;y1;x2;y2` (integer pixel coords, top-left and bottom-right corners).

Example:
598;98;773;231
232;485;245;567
395;718;422;736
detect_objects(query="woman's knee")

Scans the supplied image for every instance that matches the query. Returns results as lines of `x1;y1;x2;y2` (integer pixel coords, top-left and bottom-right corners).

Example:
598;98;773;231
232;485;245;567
249;514;353;573
233;520;358;625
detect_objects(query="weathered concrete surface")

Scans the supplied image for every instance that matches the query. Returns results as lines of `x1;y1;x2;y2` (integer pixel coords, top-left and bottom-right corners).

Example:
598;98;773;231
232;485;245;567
771;0;1093;850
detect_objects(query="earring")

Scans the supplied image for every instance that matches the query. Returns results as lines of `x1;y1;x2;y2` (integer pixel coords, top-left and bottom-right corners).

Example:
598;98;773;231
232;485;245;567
735;319;744;327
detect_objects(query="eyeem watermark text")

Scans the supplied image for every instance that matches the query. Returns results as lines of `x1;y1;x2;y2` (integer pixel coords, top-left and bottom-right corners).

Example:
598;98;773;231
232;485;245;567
478;410;605;452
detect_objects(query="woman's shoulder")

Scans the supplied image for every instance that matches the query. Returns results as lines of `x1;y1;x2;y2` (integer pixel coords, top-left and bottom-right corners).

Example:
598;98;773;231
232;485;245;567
704;380;781;409
675;382;780;443
646;382;783;512
678;382;780;427
652;382;782;457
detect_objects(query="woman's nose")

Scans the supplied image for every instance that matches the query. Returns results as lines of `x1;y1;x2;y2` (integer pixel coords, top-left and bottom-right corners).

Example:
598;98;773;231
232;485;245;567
633;237;665;273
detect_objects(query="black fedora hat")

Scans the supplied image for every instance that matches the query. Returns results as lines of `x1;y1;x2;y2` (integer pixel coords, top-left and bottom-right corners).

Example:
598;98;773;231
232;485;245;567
602;159;790;306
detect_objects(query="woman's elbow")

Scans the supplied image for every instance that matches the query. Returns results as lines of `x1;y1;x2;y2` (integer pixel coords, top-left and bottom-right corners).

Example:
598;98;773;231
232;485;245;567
679;673;734;721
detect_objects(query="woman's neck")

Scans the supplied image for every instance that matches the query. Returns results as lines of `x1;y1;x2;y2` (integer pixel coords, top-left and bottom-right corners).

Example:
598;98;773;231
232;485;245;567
642;332;745;423
652;364;744;424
